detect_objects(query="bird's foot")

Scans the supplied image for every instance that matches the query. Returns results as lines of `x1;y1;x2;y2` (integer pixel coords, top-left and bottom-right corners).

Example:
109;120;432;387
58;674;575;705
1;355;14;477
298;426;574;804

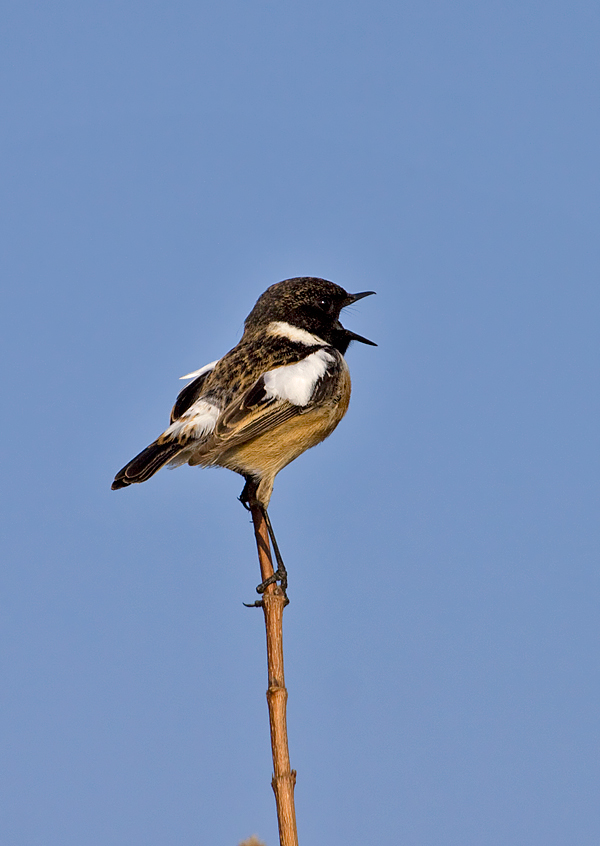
243;569;289;608
239;478;259;511
256;567;288;597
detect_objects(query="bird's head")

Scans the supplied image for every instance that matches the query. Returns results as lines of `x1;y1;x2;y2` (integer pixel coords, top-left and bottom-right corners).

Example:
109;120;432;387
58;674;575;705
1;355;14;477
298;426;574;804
245;277;376;354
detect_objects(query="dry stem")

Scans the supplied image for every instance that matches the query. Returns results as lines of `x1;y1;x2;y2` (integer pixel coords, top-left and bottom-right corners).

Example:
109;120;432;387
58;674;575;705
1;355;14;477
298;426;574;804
249;504;298;846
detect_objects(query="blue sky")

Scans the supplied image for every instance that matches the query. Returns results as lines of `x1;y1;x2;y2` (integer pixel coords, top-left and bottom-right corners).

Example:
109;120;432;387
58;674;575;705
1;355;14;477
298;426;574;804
1;2;599;844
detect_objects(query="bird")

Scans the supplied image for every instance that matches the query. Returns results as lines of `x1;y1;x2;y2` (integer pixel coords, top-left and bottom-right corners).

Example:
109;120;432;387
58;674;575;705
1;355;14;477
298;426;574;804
112;276;375;599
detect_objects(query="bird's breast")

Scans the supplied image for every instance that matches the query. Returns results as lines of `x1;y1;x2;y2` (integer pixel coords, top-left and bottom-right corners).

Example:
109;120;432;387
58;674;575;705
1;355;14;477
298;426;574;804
219;363;351;478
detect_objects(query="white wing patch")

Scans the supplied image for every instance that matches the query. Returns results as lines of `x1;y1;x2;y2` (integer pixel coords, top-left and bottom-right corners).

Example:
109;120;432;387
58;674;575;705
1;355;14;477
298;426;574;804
267;321;327;346
163;399;220;440
263;349;334;407
179;360;219;380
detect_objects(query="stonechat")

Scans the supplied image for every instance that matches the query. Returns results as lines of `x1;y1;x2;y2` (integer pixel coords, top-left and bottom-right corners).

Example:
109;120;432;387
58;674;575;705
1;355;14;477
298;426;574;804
112;277;375;597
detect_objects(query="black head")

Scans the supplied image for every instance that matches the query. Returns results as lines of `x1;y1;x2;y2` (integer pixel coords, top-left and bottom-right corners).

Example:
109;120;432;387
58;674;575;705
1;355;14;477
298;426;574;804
244;277;376;354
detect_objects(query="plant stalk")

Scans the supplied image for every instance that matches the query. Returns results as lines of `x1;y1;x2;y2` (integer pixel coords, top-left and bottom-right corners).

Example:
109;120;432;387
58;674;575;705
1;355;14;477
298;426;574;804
249;504;298;846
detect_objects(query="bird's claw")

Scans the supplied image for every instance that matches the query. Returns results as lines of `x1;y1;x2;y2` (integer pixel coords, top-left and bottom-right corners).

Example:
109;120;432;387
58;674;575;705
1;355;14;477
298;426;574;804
239;478;259;511
255;570;289;604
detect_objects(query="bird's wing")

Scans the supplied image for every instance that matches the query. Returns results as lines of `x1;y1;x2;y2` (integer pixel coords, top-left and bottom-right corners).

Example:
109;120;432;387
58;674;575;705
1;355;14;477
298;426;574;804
170;360;218;422
209;347;343;451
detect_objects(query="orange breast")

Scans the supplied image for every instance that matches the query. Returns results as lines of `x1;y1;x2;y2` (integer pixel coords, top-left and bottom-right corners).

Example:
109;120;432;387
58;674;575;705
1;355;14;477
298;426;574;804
227;363;351;476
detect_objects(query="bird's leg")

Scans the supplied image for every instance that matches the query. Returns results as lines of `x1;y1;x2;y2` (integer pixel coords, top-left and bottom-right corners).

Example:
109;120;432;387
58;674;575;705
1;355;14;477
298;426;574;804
259;506;288;599
239;478;289;604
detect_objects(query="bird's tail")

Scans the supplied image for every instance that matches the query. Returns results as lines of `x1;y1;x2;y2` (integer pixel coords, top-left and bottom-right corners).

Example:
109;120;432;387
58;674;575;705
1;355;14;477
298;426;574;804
111;440;184;490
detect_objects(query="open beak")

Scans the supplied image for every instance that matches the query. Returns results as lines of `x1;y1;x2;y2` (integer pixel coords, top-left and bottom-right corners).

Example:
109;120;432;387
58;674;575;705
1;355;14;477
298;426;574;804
340;290;377;345
344;329;377;346
344;290;376;306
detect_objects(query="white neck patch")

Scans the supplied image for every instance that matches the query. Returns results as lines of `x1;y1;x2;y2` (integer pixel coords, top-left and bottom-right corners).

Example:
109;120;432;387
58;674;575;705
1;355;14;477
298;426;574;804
263;348;335;407
267;321;326;346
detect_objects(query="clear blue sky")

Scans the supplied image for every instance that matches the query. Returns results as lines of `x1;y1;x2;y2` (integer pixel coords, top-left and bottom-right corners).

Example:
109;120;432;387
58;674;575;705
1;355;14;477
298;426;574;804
2;2;599;844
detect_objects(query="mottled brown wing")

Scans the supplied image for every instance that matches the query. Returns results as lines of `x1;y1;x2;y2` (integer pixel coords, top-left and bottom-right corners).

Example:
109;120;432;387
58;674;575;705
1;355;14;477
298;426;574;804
210;375;302;449
204;349;345;453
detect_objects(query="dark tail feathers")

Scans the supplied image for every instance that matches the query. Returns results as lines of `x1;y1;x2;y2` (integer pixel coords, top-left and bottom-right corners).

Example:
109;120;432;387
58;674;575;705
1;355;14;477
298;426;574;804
112;440;183;490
